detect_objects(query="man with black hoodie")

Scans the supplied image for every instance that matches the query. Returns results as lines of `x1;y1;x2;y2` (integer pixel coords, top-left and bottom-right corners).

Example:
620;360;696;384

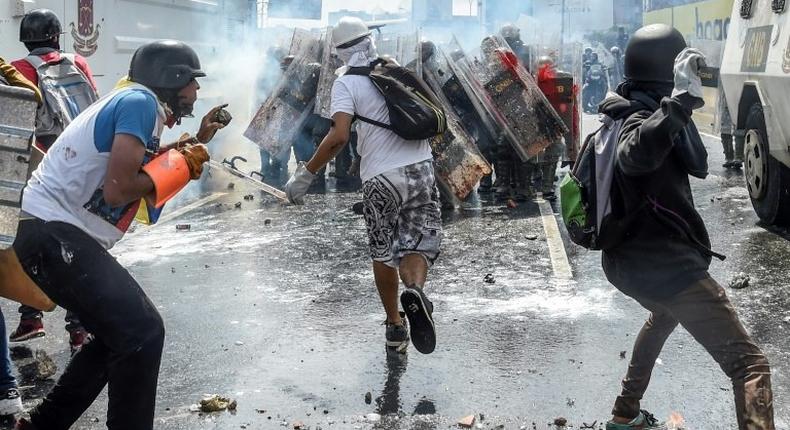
599;24;774;430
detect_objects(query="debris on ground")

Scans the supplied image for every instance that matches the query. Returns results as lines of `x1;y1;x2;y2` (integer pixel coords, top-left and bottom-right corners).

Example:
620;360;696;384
666;412;686;430
192;394;237;413
620;351;627;359
292;420;305;429
12;347;57;381
35;350;57;380
525;233;539;240
728;273;751;289
553;417;568;427
365;413;381;422
458;415;476;428
264;219;272;226
580;421;597;429
243;194;255;201
234;202;243;209
228;182;235;190
484;273;496;284
176;224;191;231
506;199;517;209
364;391;372;404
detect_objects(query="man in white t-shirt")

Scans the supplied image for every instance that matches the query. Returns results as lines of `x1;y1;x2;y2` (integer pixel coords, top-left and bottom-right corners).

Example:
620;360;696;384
285;16;442;355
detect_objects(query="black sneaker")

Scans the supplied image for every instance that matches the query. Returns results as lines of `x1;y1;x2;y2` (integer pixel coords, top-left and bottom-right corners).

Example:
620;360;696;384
400;286;436;354
385;313;409;354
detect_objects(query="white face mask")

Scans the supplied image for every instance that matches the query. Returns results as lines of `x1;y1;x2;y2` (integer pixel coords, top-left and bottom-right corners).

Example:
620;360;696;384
336;37;378;68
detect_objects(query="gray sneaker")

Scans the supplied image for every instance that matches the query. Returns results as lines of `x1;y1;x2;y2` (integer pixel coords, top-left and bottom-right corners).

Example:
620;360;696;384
606;410;668;430
385;313;409;354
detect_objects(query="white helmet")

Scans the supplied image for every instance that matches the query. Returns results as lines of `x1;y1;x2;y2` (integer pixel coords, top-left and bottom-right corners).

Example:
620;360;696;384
333;16;371;48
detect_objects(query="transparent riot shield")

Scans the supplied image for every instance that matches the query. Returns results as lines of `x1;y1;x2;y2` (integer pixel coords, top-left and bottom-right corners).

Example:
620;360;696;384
562;42;583;163
0;85;36;247
244;32;321;156
446;36;567;162
375;36;398;64
423;59;492;200
397;32;421;77
314;27;340;119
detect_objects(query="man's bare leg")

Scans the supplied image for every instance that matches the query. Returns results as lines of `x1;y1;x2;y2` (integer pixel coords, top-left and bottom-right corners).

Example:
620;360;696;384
399;253;428;289
373;261;402;324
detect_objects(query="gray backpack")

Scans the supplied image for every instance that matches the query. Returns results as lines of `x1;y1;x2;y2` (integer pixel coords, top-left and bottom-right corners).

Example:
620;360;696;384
25;53;98;141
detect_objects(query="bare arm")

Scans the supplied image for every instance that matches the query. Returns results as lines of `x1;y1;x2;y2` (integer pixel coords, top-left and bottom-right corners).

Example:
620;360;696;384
103;134;155;208
305;112;353;174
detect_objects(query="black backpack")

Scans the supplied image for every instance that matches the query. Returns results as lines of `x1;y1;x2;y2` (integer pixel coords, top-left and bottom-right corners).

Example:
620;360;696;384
344;59;447;140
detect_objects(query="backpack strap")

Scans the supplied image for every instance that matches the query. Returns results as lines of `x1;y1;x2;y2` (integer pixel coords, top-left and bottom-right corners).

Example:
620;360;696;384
341;64;393;131
24;54;47;70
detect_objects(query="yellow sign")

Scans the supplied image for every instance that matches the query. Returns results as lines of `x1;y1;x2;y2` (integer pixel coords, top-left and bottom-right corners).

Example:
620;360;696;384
643;0;734;41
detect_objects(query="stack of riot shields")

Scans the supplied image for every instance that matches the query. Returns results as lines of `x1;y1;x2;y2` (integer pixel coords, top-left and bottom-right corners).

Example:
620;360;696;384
0;85;36;247
244;29;321;157
422;49;492;201
445;36;567;163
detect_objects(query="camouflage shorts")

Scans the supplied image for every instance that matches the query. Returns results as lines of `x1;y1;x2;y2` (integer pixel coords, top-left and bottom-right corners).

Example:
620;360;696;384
362;160;442;268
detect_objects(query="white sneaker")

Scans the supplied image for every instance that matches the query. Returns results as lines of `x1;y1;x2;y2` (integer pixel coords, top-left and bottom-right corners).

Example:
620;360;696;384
0;388;23;416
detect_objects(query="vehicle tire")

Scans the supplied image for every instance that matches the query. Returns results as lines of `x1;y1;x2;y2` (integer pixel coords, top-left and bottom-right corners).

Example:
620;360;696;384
744;103;790;225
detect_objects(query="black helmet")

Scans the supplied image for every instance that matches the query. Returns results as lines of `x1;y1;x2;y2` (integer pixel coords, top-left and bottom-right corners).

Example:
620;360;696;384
128;40;206;90
624;24;686;83
19;9;62;43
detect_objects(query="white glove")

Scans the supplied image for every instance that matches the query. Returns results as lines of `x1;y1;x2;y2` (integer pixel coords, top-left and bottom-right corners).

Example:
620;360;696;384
284;162;316;205
672;48;707;107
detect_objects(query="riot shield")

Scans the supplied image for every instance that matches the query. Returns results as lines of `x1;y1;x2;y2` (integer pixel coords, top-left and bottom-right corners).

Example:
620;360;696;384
397;32;421;77
423;61;492;200
244;32;321;156
562;43;583;162
447;36;567;162
314;27;340;119
375;37;398;63
0;85;35;248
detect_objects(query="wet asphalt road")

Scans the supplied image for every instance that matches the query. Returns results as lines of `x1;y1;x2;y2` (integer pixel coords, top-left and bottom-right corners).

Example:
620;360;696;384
2;114;789;429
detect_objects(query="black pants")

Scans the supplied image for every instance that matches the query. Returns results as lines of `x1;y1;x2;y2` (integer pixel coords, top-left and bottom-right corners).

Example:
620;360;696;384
13;219;165;430
18;303;82;332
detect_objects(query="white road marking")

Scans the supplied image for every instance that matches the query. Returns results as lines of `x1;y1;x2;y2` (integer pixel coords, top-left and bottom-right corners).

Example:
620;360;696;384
699;132;720;141
143;192;228;228
537;198;574;280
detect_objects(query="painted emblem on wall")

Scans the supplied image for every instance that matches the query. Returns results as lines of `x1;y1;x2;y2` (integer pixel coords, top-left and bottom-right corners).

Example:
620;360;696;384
783;35;790;74
69;0;100;57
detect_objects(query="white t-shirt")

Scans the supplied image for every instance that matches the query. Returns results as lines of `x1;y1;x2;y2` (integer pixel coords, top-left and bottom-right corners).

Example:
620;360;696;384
330;74;432;182
22;84;165;249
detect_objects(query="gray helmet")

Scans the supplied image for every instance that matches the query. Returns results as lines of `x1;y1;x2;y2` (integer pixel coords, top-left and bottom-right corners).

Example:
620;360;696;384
129;40;206;90
537;55;554;68
500;24;520;41
19;9;62;43
610;46;622;56
624;24;686;83
420;40;436;62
